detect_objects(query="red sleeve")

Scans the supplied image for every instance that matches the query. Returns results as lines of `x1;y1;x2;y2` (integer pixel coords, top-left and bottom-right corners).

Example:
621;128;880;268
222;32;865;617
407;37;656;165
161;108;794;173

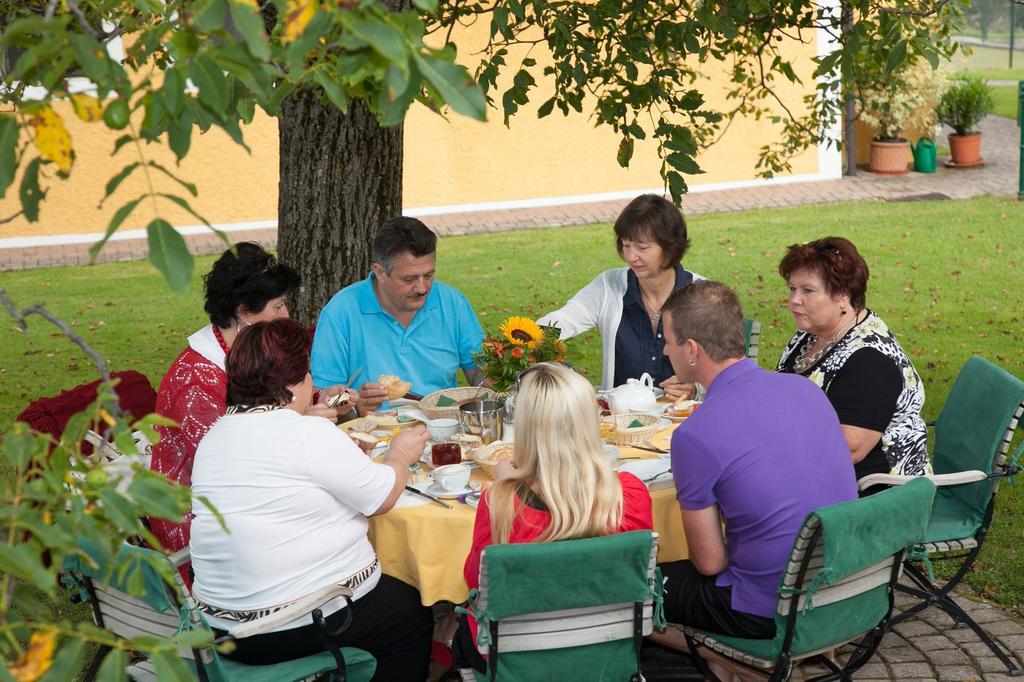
463;489;494;591
618;472;654;532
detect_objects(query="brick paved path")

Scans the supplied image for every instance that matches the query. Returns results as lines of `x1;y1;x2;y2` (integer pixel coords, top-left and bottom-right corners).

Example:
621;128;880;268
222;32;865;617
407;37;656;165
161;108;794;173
789;583;1024;681
1;115;1019;272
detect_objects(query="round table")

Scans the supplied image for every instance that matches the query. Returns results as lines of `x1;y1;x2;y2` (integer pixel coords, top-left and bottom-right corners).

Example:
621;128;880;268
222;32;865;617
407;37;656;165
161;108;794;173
368;423;685;606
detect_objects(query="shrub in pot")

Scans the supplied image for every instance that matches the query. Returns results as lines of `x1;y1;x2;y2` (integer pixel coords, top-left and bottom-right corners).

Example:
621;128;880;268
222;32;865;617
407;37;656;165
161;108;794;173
859;61;941;175
936;74;993;166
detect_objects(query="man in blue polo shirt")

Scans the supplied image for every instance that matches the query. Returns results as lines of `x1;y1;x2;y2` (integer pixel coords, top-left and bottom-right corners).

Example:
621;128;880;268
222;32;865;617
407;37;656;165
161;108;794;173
311;217;484;410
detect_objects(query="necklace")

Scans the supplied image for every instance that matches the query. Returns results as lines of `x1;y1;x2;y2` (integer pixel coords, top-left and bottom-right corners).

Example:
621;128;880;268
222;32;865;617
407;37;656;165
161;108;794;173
639;289;663;323
792;312;860;374
212;325;231;356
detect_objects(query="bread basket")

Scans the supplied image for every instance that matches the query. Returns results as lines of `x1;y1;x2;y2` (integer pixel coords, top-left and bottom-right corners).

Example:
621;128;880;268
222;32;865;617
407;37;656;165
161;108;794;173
608;412;663;446
472;440;514;480
420;386;498;420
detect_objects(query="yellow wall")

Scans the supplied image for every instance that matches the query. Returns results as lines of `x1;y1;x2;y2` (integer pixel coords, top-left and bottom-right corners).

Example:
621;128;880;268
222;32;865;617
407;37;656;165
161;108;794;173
0;27;823;239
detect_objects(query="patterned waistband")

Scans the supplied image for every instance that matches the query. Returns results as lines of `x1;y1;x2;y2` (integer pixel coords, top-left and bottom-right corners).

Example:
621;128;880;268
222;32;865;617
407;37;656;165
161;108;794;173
194;558;380;623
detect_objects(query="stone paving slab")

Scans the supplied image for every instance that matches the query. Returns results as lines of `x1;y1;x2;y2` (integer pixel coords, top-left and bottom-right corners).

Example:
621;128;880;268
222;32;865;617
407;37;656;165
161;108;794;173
1;115;1019;273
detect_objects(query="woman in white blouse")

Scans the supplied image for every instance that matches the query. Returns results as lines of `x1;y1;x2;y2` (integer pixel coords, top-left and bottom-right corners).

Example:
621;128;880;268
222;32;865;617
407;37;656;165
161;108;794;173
189;318;432;680
538;194;703;396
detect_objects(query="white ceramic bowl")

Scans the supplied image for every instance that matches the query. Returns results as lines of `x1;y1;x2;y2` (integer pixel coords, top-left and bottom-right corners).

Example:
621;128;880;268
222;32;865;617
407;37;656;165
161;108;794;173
433;463;471;492
426;418;460;441
602;444;620;467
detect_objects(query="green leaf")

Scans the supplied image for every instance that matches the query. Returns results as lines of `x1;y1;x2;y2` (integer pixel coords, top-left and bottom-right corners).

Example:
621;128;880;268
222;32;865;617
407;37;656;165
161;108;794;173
537;97;556;118
101;162;142;207
19;158;44;222
227;0;270;61
96;649;128;682
128;475;188;521
616;135;634;168
886;39;908;75
2;423;35;470
38;636;86;682
90;196;144;262
412;53;486;121
157;193;211;227
348;16;408;68
314;70;350;114
148;162;198;196
162;68;186;118
0;115;19;198
167;114;193;160
149;649;194;681
98;489;144;532
146;218;194;294
187;56;229;114
194;0;228;32
413;0;438;10
0;543;54;593
666;171;686;204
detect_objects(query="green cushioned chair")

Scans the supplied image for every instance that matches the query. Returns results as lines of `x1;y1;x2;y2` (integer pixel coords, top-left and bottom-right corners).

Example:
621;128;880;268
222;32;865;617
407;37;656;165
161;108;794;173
63;543;376;682
857;355;1024;676
681;477;936;682
461;530;662;681
743;318;761;363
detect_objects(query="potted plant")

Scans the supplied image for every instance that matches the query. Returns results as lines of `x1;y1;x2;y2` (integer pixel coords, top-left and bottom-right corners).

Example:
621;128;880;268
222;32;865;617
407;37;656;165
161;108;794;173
936;74;993;167
859;61;940;175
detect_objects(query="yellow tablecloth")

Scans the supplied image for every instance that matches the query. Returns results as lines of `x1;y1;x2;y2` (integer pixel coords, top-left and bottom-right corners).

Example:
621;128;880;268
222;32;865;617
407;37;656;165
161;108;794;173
368;423;685;606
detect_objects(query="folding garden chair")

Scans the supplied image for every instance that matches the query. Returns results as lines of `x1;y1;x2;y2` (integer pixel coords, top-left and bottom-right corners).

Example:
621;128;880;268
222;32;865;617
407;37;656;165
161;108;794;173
743;318;761;362
857;355;1024;676
680;477;936;681
62;542;376;682
460;530;662;681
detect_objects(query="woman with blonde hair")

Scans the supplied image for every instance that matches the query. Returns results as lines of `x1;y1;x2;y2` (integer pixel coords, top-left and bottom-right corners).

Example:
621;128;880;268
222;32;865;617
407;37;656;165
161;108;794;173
454;362;653;672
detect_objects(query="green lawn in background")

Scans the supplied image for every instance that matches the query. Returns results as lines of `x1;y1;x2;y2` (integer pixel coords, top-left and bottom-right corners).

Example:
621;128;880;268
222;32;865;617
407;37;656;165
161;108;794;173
989;84;1022;120
951;44;1024;81
3;195;1024;615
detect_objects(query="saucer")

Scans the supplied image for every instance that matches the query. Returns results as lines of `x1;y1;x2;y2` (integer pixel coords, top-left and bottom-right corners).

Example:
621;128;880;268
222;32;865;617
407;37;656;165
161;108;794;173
426;482;476;499
464;492;482;509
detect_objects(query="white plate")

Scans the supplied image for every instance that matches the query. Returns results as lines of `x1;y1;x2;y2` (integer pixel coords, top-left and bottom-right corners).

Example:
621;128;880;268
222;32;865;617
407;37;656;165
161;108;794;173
464;492;482;509
423;482;476;499
655;417;672;430
617;458;673;486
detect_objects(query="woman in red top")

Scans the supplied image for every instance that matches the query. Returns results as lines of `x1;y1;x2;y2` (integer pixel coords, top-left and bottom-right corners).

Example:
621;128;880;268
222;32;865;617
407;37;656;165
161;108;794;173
456;362;653;673
149;243;353;561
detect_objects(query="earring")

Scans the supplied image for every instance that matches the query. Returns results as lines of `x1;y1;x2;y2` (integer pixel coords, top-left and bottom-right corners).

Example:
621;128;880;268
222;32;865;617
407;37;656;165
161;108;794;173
840;307;847;316
688;360;696;367
291;394;297;402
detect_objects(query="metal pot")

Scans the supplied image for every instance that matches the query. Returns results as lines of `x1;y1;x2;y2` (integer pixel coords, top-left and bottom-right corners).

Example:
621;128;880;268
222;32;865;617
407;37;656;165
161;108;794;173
459;400;504;445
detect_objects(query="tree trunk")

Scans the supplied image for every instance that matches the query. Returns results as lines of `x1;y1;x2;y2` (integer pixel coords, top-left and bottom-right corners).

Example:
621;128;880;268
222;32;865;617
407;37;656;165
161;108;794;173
276;92;404;326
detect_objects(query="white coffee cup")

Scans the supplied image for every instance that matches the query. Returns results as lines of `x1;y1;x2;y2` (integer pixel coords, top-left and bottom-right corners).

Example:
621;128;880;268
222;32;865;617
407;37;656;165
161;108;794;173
433;463;471;492
427;418;460;441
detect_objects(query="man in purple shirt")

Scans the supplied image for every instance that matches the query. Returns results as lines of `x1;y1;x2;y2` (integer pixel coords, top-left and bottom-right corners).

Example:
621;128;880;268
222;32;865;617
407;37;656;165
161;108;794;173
654;280;857;646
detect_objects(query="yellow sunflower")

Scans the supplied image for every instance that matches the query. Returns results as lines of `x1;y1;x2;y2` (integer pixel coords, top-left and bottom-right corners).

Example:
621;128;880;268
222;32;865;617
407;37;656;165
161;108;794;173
500;316;544;347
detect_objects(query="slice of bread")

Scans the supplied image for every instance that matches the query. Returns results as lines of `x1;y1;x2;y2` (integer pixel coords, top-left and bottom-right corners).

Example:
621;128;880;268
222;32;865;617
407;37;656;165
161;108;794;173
379;374;413;400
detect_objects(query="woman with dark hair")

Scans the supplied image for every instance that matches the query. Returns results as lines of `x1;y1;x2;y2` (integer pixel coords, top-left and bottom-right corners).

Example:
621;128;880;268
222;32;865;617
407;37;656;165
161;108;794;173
776;236;929;480
537;194;702;395
150;243;352;557
189;318;432;680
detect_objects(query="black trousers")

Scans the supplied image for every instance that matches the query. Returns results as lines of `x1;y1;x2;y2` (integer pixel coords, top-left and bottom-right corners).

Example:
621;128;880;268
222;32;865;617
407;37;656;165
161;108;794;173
214;575;433;682
658;560;776;639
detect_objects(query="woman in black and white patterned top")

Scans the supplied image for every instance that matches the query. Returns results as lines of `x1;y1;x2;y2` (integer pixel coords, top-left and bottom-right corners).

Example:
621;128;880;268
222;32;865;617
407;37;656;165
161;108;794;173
776;237;929;482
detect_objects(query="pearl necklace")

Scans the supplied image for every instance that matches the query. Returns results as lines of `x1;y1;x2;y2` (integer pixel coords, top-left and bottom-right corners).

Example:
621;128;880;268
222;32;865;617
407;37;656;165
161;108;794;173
792;313;859;374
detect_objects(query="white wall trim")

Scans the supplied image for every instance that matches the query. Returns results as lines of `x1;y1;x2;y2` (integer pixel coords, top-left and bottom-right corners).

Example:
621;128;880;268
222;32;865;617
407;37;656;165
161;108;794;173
0;219;277;249
405;170;831;217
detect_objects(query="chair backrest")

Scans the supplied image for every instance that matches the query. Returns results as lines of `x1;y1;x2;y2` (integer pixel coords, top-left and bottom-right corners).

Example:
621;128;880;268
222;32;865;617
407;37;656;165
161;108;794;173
743;319;761;361
766;478;936;659
63;542;224;679
932;356;1024;515
474;530;659;680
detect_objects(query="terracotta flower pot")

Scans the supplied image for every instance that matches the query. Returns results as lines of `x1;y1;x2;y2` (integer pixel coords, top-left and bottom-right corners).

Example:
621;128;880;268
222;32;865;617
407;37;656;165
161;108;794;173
869;140;910;175
948;133;983;167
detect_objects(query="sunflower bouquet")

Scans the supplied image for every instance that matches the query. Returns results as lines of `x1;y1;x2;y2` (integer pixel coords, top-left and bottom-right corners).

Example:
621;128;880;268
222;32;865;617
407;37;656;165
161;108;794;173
475;316;566;391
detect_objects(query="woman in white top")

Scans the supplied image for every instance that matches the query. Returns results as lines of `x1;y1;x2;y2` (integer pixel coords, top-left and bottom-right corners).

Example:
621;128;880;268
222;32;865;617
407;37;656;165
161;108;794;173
189;318;432;680
538;194;702;396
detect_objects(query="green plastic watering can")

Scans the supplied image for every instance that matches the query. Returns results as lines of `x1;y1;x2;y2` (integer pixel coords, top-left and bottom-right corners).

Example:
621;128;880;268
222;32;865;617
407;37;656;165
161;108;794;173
911;137;936;173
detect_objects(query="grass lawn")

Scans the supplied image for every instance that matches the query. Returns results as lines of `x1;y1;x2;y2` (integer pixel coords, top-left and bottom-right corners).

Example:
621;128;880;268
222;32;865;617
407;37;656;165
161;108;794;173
951;44;1024;82
3;195;1024;616
990;84;1022;120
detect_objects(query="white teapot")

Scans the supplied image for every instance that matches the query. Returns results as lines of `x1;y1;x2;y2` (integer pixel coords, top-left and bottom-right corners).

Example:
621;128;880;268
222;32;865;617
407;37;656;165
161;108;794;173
609;373;659;415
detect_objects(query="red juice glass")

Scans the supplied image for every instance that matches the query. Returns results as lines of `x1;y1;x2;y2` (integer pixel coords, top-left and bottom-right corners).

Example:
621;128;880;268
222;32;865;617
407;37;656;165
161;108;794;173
431;441;461;467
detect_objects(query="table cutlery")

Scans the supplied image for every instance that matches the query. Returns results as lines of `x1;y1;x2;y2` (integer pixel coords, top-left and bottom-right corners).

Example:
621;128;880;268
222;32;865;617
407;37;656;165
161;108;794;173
404;485;453;509
632;442;669;454
345;367;363;386
642;468;673;483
